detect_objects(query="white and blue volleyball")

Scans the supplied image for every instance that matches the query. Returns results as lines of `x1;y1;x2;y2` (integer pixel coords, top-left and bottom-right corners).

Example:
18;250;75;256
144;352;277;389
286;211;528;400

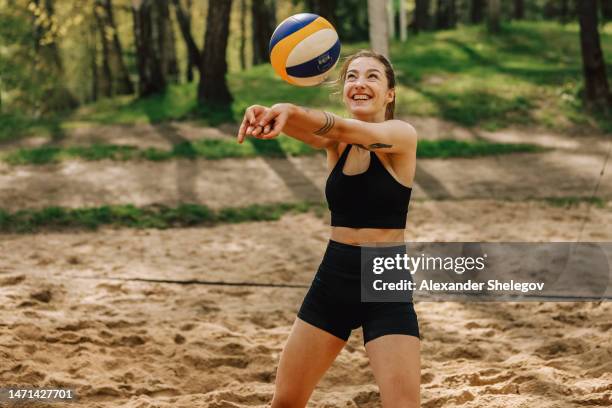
269;13;341;87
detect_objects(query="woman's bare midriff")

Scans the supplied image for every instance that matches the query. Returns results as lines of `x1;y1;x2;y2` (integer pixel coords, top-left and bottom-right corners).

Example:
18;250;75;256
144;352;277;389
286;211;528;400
330;226;405;245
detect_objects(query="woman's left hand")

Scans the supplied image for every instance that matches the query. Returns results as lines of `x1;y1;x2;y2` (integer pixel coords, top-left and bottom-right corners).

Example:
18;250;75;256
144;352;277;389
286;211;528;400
237;103;293;143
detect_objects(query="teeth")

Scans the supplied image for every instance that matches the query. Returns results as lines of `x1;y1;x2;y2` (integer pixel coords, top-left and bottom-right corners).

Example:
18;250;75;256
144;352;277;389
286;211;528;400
353;95;370;100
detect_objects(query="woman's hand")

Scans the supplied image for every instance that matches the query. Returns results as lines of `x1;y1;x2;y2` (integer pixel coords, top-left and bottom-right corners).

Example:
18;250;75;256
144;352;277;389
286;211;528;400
237;103;294;143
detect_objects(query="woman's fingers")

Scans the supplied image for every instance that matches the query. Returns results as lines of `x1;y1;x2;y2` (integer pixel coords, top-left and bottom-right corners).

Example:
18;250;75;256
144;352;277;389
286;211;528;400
261;114;287;139
252;124;270;137
238;121;247;143
238;106;265;142
237;113;251;143
258;108;278;128
236;105;285;142
247;105;264;123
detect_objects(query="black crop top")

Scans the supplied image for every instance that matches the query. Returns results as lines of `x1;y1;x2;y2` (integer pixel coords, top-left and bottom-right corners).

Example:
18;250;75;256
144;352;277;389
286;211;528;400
325;144;412;229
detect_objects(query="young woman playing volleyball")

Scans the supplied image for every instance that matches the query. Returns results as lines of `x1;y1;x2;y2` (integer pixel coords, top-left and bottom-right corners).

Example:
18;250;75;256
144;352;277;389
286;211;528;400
237;50;420;408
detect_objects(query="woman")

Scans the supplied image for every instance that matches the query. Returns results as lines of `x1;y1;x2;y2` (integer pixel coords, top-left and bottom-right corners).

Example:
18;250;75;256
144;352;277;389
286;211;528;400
237;50;420;408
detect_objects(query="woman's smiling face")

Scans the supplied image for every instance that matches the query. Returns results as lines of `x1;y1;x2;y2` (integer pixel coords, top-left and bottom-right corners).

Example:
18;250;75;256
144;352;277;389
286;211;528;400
342;57;394;122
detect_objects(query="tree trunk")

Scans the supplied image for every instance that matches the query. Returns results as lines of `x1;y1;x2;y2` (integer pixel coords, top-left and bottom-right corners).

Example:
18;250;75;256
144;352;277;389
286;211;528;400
90;23;98;102
132;0;166;96
487;0;501;33
368;0;389;57
94;2;113;97
513;0;524;20
317;0;338;29
470;0;484;24
96;0;134;95
388;0;395;39
436;0;456;29
239;0;247;70
412;0;430;33
185;0;195;82
198;0;233;106
306;0;338;28
560;0;569;24
32;0;78;111
172;0;201;84
577;0;612;110
33;0;62;70
251;0;276;65
399;0;407;41
159;1;179;83
602;0;612;21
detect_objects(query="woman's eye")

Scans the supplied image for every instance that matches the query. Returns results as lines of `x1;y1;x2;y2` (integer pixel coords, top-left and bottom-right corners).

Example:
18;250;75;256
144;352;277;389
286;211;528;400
369;74;378;79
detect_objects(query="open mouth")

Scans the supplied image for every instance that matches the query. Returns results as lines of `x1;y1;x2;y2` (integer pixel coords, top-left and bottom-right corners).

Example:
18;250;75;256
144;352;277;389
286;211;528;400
351;94;371;101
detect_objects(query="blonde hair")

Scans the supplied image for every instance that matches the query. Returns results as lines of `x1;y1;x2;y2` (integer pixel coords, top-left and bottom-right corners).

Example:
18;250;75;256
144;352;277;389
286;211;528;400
336;50;396;120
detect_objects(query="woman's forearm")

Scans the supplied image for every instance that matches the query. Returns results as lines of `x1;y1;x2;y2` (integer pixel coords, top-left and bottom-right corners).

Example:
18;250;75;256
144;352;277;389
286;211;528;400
271;104;339;149
283;104;345;142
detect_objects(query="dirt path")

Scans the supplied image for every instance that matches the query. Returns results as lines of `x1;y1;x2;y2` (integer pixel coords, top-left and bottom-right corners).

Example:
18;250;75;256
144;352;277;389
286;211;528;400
1;119;610;211
0;147;610;211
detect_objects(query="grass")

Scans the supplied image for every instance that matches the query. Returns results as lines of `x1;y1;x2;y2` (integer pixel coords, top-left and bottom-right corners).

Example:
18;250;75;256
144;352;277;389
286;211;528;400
2;22;611;142
2;196;606;233
0;113;66;144
544;196;606;208
387;22;612;132
416;139;542;158
1;138;543;165
0;202;323;233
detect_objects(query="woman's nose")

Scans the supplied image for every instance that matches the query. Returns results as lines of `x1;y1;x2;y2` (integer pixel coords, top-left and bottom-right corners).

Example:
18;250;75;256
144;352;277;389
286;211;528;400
353;78;366;89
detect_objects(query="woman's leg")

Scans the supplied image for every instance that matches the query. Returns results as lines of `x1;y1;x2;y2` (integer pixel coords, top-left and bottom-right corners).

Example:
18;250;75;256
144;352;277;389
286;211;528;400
271;318;347;408
365;334;421;408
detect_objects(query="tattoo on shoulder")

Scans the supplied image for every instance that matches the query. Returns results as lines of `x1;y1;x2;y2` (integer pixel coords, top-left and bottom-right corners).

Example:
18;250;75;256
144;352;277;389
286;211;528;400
314;112;335;136
361;143;393;150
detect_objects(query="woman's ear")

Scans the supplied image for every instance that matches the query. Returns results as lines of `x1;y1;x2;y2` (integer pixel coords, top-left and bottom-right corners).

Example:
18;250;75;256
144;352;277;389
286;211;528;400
386;88;395;104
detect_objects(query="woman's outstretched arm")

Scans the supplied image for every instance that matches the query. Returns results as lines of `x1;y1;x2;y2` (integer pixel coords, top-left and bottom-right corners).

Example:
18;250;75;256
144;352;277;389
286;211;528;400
237;103;416;154
237;104;336;150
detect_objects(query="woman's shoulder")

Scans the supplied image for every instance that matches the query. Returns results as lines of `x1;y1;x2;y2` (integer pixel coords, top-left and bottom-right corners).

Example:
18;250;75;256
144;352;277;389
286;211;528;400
386;119;417;140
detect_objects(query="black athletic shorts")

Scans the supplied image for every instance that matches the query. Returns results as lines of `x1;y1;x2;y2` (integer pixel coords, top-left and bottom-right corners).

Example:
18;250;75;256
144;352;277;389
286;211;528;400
298;239;420;345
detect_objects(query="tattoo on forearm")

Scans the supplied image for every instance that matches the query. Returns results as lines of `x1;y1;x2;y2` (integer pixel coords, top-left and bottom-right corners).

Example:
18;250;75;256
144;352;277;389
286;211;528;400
314;112;335;136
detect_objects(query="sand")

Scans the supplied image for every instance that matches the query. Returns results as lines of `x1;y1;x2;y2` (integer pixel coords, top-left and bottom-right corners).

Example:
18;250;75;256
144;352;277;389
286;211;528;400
1;120;611;407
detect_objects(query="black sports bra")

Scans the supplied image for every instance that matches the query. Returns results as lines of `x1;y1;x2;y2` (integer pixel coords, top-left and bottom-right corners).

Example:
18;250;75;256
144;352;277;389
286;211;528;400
325;144;412;229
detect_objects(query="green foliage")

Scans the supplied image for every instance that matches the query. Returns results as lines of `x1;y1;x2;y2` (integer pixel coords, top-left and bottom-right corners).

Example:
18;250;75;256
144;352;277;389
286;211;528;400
3;21;612;139
75;22;612;134
73;84;199;124
0;113;65;143
0;0;76;114
387;22;612;131
0;202;322;233
416;140;543;158
4;144;139;165
2;138;542;165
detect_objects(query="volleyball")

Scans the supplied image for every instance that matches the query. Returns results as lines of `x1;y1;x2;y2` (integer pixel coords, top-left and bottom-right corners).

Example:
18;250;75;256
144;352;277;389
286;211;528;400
269;13;341;87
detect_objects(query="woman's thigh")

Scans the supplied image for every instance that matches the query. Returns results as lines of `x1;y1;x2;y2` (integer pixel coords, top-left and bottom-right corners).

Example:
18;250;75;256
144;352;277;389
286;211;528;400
272;317;346;408
365;335;421;408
